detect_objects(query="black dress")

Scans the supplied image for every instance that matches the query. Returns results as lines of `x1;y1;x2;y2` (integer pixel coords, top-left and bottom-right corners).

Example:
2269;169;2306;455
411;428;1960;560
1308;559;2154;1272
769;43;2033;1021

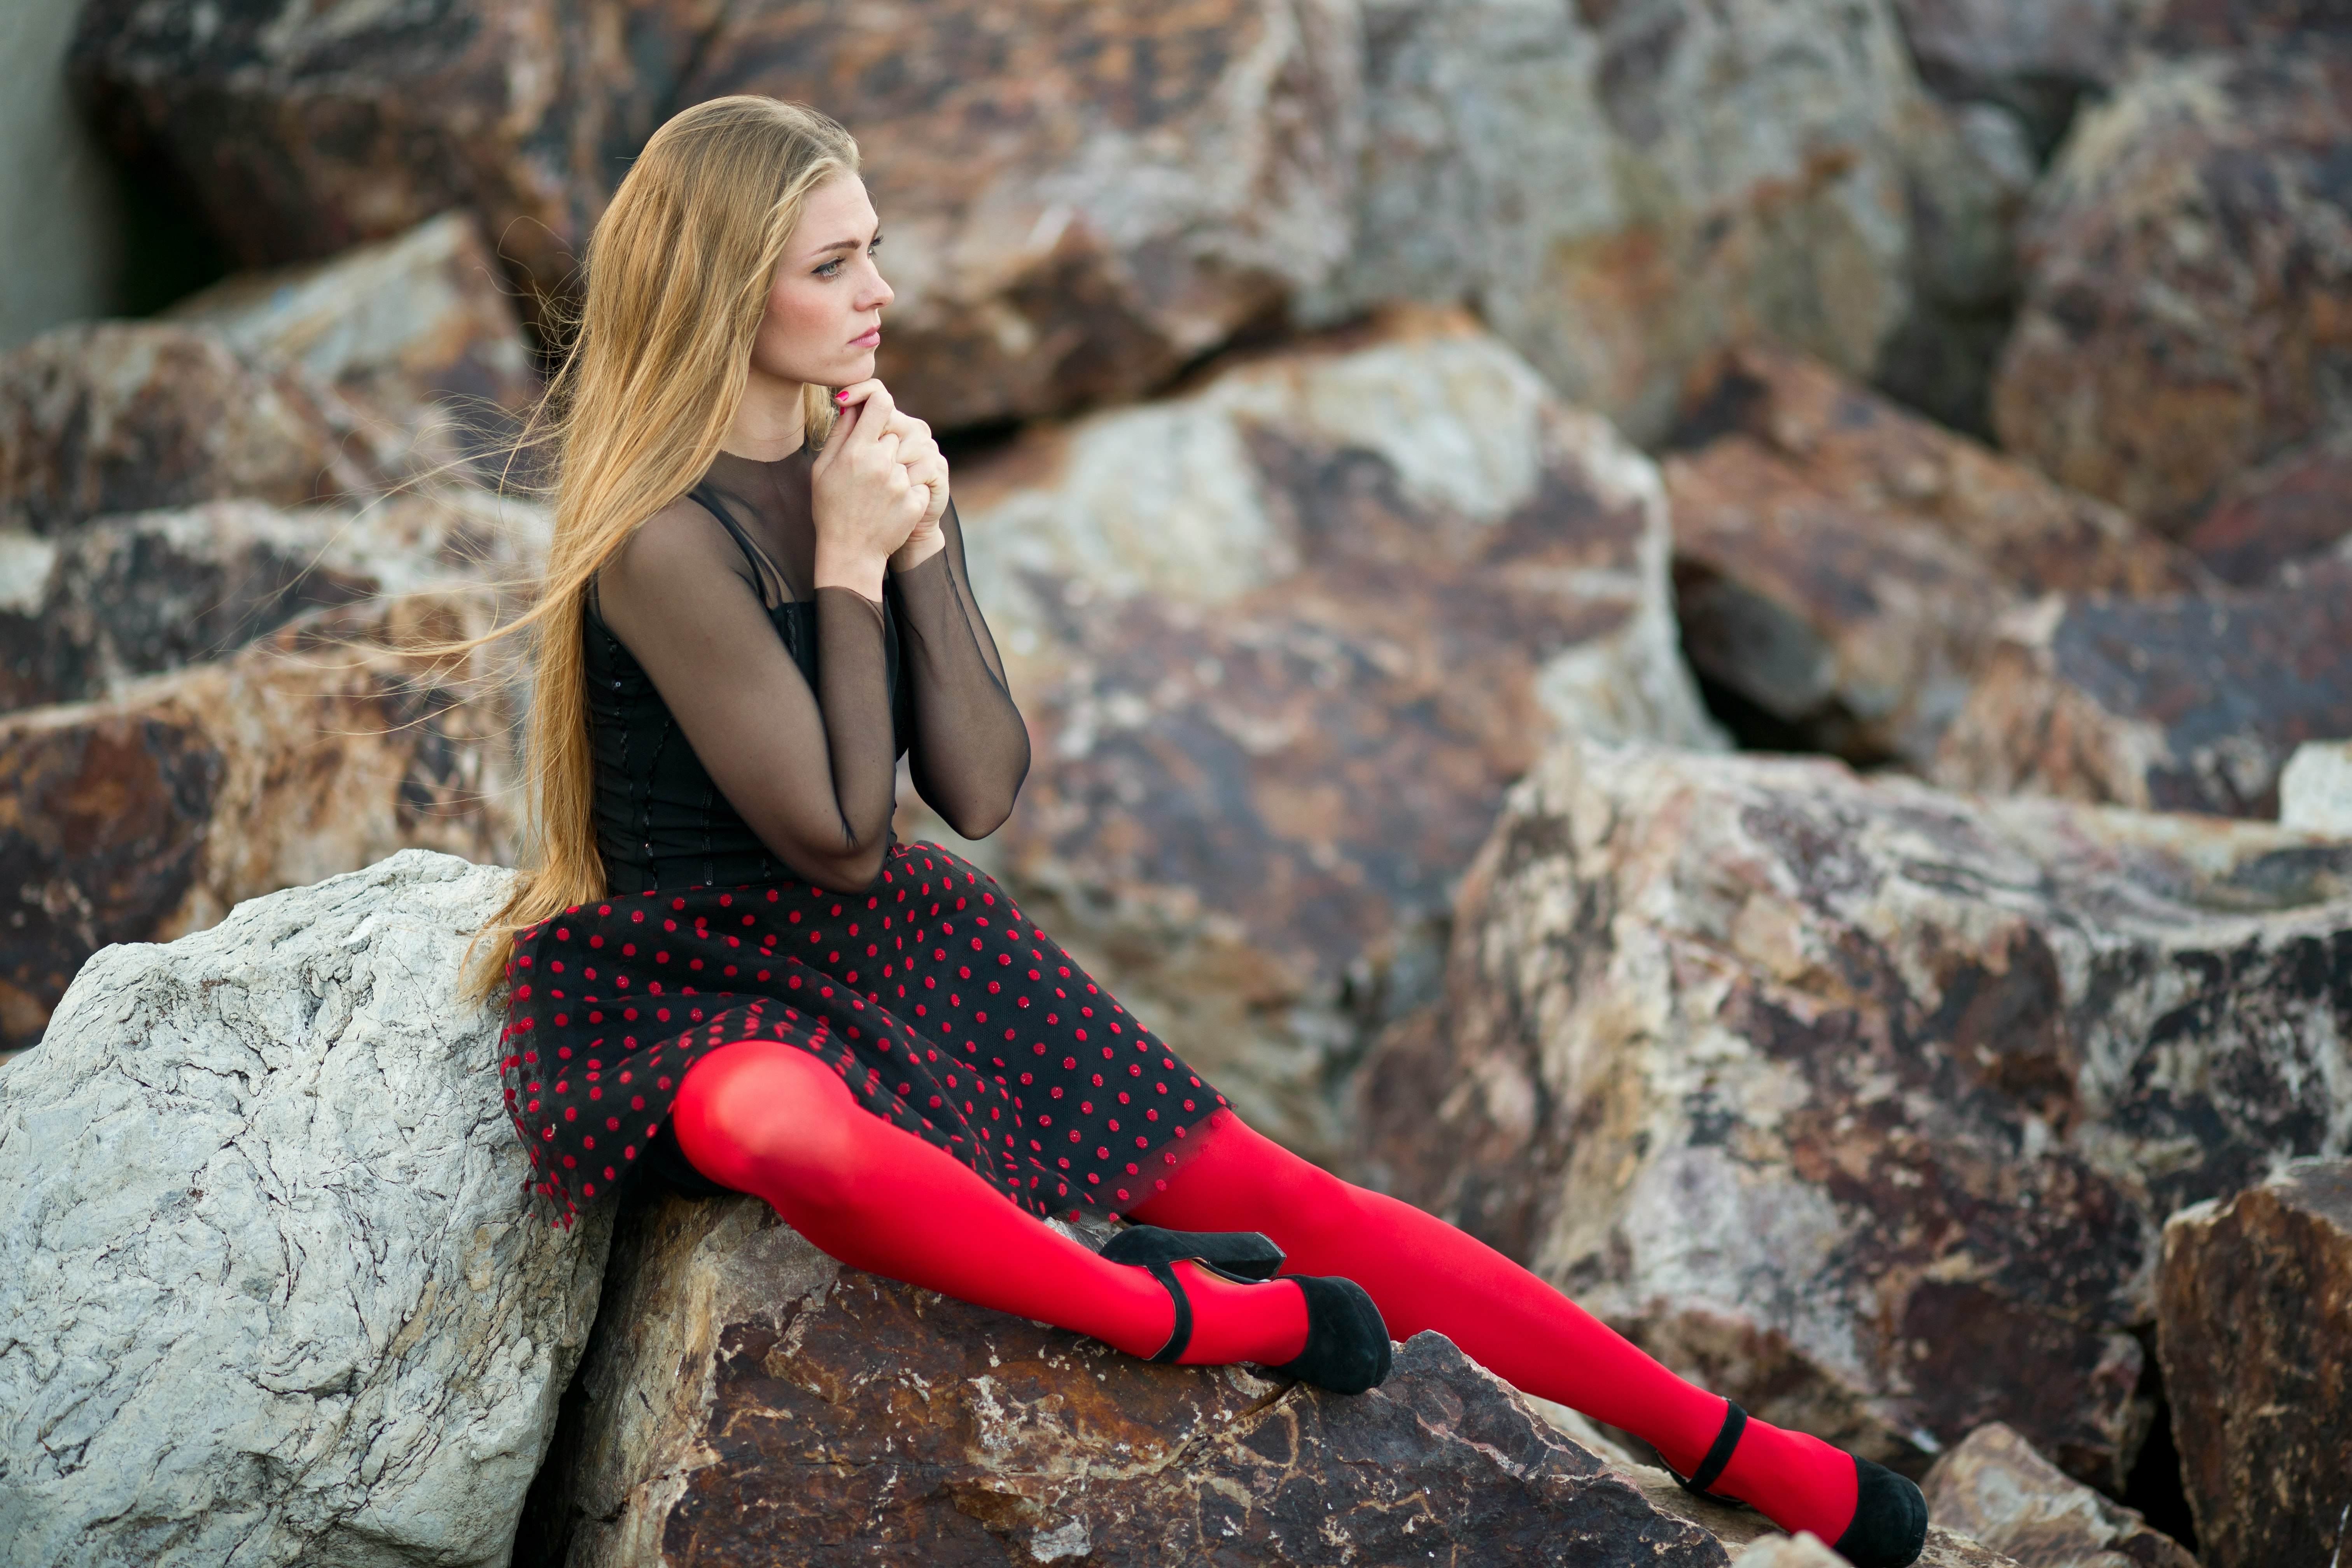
496;449;1230;1228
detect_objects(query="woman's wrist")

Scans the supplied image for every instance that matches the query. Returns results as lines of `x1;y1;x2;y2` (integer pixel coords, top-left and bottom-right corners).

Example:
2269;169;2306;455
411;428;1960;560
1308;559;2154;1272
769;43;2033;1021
889;527;946;574
812;549;889;601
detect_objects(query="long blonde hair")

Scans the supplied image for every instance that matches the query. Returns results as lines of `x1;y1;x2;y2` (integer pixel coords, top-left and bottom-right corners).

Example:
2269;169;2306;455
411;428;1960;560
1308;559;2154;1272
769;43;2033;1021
460;96;858;1001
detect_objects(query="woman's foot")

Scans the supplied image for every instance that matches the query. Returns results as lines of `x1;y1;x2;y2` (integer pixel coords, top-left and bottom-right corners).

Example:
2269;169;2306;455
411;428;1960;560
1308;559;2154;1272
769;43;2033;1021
1102;1225;1394;1394
1670;1401;1927;1568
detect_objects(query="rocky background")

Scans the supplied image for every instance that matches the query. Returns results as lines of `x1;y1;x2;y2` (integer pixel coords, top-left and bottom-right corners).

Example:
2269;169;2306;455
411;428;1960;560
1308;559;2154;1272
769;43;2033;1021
2;0;2350;1564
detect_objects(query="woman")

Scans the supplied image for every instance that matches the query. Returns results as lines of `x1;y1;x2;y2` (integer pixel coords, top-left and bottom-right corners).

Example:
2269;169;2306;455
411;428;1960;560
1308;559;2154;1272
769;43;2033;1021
472;96;1927;1566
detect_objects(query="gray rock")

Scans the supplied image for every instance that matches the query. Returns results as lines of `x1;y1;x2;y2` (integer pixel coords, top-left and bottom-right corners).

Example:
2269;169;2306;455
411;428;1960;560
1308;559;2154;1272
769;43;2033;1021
2280;740;2352;835
0;850;610;1568
1314;0;1945;444
1922;1422;2197;1567
1353;740;2352;1491
1892;0;2154;148
164;211;542;474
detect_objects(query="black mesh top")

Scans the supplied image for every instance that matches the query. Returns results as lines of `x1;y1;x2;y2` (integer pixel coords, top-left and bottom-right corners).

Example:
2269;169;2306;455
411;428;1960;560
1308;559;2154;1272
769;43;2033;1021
584;446;1031;894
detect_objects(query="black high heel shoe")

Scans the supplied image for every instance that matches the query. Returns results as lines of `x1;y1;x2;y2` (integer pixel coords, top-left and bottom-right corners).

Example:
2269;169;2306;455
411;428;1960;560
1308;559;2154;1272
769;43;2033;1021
1671;1402;1928;1568
1099;1225;1394;1395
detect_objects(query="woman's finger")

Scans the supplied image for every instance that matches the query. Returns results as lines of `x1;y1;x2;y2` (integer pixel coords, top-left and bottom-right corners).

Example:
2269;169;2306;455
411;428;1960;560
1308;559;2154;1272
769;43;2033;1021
835;382;896;446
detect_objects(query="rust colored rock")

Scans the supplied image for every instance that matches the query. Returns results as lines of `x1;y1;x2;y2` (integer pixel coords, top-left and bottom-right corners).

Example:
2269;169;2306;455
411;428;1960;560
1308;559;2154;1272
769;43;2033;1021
0;490;546;711
0;322;383;534
1682;346;2201;598
1922;1423;2198;1568
0;588;520;1049
530;1189;1734;1567
1992;45;2352;531
69;0;722;316
942;310;1717;1158
2179;424;2352;586
1353;740;2352;1491
1665;346;2199;768
2156;1159;2352;1568
679;0;1363;428
164;212;541;468
1932;560;2352;816
75;0;1359;431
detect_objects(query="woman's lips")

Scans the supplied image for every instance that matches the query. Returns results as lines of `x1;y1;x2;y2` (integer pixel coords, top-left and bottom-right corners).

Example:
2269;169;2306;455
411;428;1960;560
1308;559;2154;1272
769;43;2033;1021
850;326;881;349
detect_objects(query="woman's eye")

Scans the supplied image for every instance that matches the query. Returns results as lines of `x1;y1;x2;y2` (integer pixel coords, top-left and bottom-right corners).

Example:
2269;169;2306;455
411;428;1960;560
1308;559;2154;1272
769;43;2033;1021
813;259;843;278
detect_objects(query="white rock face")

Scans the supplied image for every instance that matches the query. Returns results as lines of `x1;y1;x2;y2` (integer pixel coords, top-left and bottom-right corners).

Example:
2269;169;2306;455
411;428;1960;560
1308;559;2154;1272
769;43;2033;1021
0;850;609;1568
2281;740;2352;836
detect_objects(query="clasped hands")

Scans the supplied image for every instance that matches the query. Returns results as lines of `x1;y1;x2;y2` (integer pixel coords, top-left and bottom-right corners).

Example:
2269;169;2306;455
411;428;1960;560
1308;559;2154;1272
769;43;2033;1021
809;378;949;599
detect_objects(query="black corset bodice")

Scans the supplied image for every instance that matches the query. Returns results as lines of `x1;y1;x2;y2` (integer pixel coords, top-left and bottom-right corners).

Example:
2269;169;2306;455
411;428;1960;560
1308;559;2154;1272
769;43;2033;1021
586;508;913;894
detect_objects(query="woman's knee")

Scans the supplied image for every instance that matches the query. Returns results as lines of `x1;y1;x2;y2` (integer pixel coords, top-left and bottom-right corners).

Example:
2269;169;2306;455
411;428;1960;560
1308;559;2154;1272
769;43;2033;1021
674;1042;865;1207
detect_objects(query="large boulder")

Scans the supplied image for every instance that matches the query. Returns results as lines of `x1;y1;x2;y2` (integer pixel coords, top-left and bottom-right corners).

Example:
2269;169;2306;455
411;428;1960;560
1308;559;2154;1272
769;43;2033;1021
0;320;383;534
1353;740;2352;1491
0;489;546;711
1665;345;2199;767
2156;1158;2352;1568
0;588;522;1051
1314;0;1956;444
1922;1423;2198;1568
941;308;1719;1158
73;0;1362;431
1932;560;2352;817
1992;42;2352;531
67;0;703;320
0;850;610;1567
518;1185;2014;1568
681;0;1363;428
164;211;542;470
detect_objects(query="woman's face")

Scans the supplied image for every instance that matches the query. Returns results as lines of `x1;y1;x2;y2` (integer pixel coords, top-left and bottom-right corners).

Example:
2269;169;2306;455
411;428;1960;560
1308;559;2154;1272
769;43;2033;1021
752;173;893;391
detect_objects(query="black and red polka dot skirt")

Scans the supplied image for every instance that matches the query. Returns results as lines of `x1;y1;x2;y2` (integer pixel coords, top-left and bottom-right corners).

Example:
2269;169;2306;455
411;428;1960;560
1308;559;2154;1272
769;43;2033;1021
496;842;1230;1228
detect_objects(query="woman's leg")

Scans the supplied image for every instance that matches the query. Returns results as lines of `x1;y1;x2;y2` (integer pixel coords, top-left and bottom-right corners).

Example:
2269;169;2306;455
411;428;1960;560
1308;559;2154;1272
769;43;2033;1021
670;1041;1308;1368
1128;1114;1860;1542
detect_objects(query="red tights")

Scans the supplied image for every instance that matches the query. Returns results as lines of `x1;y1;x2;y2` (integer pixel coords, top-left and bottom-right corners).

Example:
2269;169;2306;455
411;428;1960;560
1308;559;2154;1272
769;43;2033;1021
673;1042;1858;1541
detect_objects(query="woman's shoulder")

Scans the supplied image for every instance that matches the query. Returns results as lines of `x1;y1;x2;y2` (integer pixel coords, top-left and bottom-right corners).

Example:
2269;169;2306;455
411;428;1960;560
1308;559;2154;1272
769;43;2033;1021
606;493;756;592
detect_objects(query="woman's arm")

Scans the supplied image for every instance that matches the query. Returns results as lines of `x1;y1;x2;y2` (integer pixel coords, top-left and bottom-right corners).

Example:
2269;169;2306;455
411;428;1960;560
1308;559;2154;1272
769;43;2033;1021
891;499;1031;837
597;500;899;890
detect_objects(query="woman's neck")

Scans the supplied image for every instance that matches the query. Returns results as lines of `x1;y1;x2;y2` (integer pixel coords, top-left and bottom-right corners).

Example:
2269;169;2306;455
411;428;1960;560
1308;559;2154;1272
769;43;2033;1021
721;373;808;462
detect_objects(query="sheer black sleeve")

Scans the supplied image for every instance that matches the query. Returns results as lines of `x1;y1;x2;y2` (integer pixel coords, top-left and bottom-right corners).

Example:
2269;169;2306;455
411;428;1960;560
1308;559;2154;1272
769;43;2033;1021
891;499;1031;836
593;499;898;891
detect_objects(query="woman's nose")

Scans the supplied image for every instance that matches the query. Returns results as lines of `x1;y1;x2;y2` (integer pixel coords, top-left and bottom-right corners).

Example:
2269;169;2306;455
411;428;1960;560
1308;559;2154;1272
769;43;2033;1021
858;260;894;313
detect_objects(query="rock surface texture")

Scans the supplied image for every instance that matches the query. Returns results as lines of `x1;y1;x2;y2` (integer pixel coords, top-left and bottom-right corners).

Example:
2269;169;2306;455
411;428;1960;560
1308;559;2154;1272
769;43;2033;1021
521;1185;2016;1568
1666;345;2199;766
1354;740;2352;1491
945;309;1718;1158
165;211;541;469
1921;1422;2198;1568
2156;1158;2352;1568
0;851;610;1568
1892;0;2147;145
1320;0;1951;443
1993;40;2352;530
0;490;544;710
1932;560;2352;817
0;589;522;1050
73;0;1362;431
2179;424;2352;586
684;0;1364;427
0;321;382;534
